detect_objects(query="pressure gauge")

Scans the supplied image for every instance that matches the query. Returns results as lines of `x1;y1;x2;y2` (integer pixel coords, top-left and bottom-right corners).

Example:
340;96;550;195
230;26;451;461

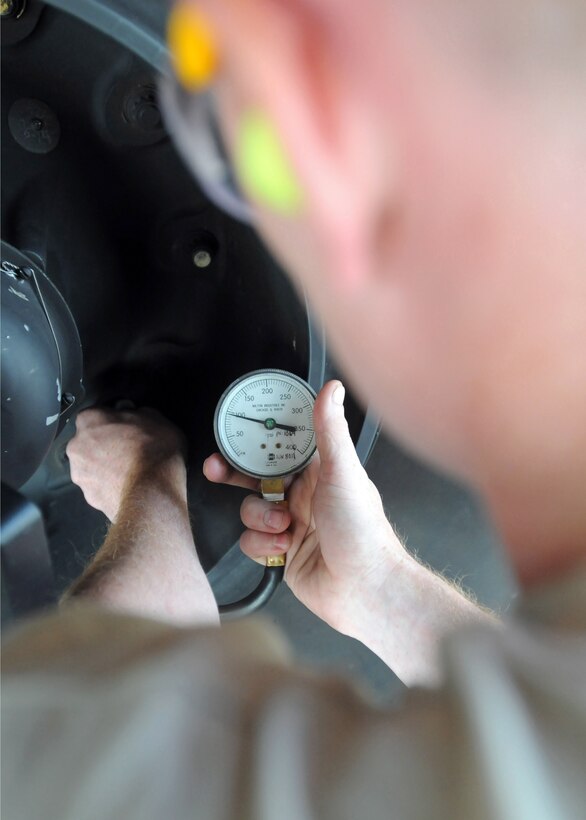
214;369;317;479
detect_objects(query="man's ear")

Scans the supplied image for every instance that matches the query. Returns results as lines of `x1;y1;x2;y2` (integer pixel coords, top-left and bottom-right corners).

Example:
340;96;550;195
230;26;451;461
197;0;395;291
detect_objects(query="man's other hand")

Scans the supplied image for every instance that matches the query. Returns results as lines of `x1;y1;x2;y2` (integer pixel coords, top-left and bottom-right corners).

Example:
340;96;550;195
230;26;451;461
204;381;407;637
67;408;187;522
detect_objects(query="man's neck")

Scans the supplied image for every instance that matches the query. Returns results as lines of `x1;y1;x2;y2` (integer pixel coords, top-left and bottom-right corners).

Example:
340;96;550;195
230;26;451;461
485;477;586;589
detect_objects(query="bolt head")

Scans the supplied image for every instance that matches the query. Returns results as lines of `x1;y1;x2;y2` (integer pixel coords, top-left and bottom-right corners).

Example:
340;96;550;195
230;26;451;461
1;0;16;17
192;249;212;269
137;103;161;130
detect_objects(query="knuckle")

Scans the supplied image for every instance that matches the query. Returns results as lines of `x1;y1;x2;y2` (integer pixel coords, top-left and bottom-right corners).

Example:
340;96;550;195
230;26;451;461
76;408;107;429
74;412;88;429
239;495;258;525
215;460;232;483
239;528;256;555
240;528;268;557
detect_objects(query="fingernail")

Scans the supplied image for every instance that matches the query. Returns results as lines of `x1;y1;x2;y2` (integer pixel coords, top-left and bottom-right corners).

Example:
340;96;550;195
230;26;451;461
235;110;304;214
332;383;345;406
168;4;219;91
265;509;285;529
274;532;290;549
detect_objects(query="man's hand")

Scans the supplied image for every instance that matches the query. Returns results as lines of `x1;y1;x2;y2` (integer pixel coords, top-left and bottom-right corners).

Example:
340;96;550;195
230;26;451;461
204;381;407;637
67;408;187;522
206;380;493;685
65;407;219;625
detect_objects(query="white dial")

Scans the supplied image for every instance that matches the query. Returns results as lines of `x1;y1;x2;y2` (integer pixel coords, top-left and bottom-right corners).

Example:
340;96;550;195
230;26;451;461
214;369;317;478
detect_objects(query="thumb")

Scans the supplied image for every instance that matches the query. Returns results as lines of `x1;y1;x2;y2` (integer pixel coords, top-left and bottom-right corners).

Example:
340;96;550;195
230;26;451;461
313;381;361;485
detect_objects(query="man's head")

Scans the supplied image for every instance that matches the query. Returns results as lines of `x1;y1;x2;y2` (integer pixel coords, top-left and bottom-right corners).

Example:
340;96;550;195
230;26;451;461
195;0;586;578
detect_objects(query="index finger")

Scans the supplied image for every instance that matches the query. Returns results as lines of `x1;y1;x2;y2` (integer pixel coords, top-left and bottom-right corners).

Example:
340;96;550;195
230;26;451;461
203;453;260;492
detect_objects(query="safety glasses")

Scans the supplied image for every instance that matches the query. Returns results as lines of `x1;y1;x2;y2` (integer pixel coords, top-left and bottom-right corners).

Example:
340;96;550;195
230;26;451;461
158;73;254;224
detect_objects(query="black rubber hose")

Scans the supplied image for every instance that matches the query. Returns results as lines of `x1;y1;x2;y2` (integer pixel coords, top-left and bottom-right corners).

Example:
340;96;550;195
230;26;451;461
218;565;284;620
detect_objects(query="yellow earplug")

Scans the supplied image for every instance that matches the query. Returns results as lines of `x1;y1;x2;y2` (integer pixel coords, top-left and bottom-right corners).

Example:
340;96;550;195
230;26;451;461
235;110;303;215
168;4;218;91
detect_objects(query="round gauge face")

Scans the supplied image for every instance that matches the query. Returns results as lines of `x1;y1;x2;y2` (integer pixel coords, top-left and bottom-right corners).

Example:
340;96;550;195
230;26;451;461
214;369;317;478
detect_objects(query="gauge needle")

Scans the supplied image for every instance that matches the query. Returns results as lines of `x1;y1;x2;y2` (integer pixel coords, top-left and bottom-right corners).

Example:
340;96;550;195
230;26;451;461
228;413;297;433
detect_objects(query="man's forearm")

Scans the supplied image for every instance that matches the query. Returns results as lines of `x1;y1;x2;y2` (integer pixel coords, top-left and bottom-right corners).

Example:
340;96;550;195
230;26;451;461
346;548;498;688
64;475;219;627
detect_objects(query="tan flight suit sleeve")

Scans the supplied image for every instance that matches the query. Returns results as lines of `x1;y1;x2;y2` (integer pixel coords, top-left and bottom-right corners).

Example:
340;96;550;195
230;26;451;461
2;605;460;820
